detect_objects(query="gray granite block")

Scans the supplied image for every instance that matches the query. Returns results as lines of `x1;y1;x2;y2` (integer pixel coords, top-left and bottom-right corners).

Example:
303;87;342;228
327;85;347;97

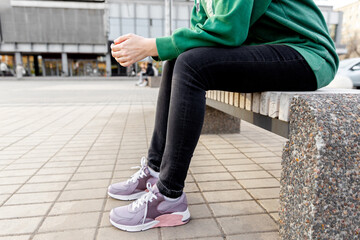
148;76;162;88
202;105;240;134
280;94;360;239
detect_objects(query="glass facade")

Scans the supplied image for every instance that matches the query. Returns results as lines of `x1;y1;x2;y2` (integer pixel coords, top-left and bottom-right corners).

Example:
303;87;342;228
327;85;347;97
108;2;192;41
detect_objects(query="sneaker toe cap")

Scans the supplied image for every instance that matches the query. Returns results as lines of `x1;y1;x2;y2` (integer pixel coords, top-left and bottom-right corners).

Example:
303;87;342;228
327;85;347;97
108;181;137;195
110;206;134;224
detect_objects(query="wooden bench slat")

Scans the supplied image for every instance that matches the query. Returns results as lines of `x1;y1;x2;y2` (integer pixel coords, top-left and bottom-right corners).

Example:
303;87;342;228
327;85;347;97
234;93;240;107
268;92;281;118
240;93;246;109
229;92;234;106
225;91;229;104
245;93;252;111
252;92;261;113
260;92;271;116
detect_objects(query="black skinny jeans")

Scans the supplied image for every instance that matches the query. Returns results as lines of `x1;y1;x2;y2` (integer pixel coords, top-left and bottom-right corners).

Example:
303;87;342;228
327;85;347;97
147;44;317;198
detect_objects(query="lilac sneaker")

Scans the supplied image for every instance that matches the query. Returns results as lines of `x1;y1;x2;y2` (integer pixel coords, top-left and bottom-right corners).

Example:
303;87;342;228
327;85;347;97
108;157;158;200
110;183;190;232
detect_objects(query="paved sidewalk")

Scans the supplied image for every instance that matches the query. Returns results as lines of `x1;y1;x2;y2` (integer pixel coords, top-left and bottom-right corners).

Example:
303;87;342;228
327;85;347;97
0;80;285;240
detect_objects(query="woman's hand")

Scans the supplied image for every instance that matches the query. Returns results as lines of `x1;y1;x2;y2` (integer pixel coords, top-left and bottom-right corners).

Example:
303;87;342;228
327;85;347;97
111;34;158;67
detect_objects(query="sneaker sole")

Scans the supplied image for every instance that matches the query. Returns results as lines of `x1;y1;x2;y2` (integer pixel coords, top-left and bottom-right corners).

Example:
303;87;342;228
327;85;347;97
110;208;191;232
107;191;146;201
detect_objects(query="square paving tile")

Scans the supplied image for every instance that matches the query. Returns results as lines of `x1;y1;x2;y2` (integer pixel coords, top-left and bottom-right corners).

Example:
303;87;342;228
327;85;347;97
184;182;199;193
76;165;114;173
38;212;100;232
97;226;159;240
188;204;213;219
270;212;280;222
190;160;222;167
268;170;281;178
259;163;282;170
64;179;110;190
36;167;77;175
17;182;67;193
258;199;280;213
219;159;254;165
0;185;21;195
0;203;51;219
190;166;227;174
239;147;269;153
187;192;205;205
251;157;281;164
57;188;106;201
214;153;247;159
4;163;43;170
0;235;30;240
227;232;280;240
0;217;43;235
0;176;30;185
71;172;112;181
161;219;222;240
192;155;216;161
226;164;262;172
233;171;273;180
5;192;59;205
33;228;96;240
28;174;72;183
203;190;252;203
197;180;242;192
238;179;280;189
49;199;104;215
0;169;38;177
104;198;129;211
100;211;112;227
210;148;240;154
209;201;265;217
247;188;280;200
218;214;278;235
192;172;234;182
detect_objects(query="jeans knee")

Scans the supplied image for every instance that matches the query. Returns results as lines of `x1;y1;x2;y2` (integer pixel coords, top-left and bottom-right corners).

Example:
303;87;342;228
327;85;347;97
176;50;200;70
173;50;207;90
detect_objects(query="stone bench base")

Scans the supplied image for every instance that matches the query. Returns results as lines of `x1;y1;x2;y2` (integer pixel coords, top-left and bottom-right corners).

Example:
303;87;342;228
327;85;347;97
148;76;162;88
280;94;360;239
202;105;240;134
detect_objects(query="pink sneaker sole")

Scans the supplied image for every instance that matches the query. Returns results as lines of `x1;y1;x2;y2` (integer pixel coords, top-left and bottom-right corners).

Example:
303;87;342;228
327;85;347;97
110;208;190;232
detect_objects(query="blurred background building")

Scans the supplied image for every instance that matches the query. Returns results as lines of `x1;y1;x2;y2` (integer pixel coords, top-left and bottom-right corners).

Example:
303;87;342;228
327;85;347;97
335;0;360;58
0;0;108;77
315;0;347;55
0;0;350;77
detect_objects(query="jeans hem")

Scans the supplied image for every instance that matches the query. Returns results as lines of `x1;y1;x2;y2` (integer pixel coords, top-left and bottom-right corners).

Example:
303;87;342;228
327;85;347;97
147;160;160;172
157;179;183;198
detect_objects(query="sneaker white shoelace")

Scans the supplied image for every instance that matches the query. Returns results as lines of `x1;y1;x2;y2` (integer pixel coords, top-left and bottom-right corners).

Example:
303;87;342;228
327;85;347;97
126;157;148;184
131;182;158;224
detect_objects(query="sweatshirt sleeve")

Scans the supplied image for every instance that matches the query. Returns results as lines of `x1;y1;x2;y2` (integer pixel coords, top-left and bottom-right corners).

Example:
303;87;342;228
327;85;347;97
156;0;254;60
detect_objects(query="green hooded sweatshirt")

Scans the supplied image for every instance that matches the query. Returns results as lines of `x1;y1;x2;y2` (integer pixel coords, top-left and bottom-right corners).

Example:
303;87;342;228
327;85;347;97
156;0;339;89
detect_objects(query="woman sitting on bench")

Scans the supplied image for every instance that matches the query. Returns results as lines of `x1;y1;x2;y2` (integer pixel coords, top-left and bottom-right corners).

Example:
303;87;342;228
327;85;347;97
108;0;339;232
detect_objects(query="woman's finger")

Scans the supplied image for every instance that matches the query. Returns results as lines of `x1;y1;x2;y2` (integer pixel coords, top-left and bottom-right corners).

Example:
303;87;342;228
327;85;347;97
115;56;129;64
120;61;132;67
111;43;122;52
112;51;122;58
114;33;133;45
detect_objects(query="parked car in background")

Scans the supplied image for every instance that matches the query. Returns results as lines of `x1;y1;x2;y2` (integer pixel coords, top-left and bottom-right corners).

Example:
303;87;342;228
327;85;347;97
336;58;360;88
